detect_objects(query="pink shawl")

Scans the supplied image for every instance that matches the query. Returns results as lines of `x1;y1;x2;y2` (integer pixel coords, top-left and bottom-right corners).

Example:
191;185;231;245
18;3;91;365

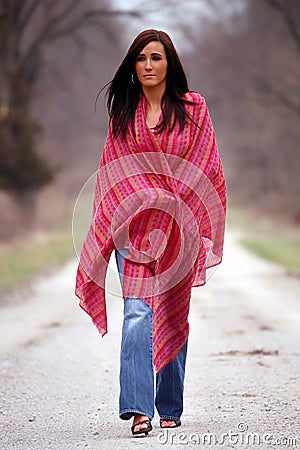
75;91;226;372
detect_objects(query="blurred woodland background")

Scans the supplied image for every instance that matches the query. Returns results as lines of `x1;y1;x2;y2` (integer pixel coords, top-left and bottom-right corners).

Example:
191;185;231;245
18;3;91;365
0;0;299;274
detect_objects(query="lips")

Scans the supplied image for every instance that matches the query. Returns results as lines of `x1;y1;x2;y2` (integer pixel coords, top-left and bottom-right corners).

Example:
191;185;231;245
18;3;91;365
143;74;155;78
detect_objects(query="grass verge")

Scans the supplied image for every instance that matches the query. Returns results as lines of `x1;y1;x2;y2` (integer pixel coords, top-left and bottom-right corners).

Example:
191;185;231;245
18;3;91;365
0;184;93;294
0;225;75;292
241;236;300;276
228;207;300;277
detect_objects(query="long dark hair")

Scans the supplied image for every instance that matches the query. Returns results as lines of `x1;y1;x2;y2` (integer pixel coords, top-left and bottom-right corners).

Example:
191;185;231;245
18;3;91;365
101;29;193;140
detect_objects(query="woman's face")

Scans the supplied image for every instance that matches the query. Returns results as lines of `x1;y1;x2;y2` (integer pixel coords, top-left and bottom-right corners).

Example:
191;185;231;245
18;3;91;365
135;41;168;90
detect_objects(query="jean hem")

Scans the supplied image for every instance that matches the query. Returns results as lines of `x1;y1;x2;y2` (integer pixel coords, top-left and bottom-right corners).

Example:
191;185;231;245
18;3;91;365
160;415;181;421
120;409;154;421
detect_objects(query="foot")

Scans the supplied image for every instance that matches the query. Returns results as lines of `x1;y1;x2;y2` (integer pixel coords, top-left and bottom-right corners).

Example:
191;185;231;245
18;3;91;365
160;419;181;428
132;414;151;434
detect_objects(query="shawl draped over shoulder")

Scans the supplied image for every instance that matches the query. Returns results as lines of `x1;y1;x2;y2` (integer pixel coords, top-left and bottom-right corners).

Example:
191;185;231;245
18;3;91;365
75;91;226;372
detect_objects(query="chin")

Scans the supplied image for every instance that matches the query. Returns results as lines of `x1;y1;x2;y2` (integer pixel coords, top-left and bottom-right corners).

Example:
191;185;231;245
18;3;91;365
141;81;160;88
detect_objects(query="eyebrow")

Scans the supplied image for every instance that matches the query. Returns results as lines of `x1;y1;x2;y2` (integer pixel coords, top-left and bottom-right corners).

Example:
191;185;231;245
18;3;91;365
138;52;163;56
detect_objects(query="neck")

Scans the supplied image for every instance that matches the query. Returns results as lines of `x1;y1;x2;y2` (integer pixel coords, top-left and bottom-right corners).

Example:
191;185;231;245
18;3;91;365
142;83;166;111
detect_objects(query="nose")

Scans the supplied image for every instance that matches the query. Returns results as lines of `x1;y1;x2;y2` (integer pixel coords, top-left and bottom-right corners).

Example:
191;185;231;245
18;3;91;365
145;58;152;70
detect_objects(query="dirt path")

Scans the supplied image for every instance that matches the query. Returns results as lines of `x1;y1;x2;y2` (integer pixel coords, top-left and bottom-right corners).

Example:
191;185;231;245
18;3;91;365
0;231;299;449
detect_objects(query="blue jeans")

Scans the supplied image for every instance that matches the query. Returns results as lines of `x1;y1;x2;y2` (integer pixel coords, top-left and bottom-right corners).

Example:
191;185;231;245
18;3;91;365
115;249;188;421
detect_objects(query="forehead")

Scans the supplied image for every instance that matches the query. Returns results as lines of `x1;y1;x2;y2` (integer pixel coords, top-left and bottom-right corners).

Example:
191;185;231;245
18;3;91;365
139;40;166;55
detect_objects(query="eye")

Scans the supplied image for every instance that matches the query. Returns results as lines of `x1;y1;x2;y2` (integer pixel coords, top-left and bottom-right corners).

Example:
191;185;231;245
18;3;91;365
152;56;162;61
136;55;145;62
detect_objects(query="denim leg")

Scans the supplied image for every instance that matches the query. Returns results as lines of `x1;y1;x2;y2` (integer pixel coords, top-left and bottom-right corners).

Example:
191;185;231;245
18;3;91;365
116;250;155;421
155;342;188;421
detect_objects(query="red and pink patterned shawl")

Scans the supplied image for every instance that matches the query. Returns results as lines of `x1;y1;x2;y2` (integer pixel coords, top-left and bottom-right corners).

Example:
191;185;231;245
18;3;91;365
75;91;226;372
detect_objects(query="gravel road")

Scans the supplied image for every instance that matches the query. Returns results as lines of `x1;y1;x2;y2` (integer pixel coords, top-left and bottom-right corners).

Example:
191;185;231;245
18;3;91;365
0;231;299;449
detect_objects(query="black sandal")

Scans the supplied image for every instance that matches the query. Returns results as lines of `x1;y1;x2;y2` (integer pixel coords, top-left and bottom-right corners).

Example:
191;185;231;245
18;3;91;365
131;419;152;436
160;418;181;428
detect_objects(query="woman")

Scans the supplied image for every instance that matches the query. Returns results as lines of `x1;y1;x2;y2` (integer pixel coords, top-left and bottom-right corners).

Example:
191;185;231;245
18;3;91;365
75;29;226;436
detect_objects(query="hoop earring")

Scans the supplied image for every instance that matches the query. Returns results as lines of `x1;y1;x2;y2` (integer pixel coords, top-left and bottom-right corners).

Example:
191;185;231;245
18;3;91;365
131;73;137;85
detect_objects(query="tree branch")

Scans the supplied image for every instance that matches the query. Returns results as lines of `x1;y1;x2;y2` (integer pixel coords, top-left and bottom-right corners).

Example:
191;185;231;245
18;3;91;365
264;0;300;52
41;0;84;34
19;0;42;31
20;6;140;73
46;9;140;41
254;75;300;115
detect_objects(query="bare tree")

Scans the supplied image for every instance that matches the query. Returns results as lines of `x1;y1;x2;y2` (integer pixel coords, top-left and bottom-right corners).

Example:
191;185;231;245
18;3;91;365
183;0;300;218
0;0;139;196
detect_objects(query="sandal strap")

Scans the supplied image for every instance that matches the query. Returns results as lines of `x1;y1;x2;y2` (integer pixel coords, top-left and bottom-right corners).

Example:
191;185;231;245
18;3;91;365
131;419;152;433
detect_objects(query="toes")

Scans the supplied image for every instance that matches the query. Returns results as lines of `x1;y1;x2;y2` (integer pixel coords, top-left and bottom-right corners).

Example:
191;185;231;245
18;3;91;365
132;415;150;432
133;423;147;432
161;420;175;427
